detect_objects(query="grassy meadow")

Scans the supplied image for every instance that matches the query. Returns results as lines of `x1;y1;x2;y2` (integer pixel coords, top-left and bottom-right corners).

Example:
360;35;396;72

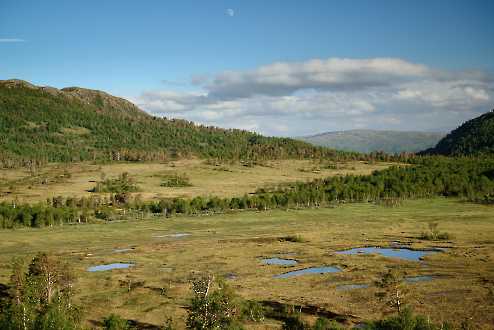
0;198;492;329
0;159;391;203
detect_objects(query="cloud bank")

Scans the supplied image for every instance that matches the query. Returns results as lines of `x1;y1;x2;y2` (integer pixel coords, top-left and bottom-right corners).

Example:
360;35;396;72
134;58;494;136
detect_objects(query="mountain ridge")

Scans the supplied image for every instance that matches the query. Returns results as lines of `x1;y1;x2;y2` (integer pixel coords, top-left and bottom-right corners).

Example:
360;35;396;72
0;79;356;166
0;79;145;118
299;129;444;153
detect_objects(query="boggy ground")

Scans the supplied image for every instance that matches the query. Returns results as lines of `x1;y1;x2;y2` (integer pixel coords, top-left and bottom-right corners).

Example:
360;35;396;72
0;159;390;203
0;198;493;329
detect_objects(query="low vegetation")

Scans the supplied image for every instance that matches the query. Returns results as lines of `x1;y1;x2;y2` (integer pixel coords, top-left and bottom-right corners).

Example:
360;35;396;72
102;314;131;330
1;253;480;329
364;308;458;330
280;235;306;243
0;199;492;328
419;222;451;241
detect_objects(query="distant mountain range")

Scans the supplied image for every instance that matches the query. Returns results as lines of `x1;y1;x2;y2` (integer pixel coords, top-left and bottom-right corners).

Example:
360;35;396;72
421;109;494;156
299;129;445;154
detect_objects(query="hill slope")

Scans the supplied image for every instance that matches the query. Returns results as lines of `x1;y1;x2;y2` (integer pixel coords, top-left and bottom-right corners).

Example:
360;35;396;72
422;110;494;156
299;129;444;153
0;79;353;165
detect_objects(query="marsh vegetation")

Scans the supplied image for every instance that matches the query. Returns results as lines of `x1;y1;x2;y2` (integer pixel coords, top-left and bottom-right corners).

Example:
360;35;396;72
0;198;492;328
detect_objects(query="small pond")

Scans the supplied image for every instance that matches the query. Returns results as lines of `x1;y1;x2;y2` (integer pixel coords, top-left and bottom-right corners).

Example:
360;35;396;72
335;247;439;262
274;266;340;279
262;258;297;266
87;263;134;272
153;233;191;238
224;273;237;280
113;248;133;253
404;275;434;283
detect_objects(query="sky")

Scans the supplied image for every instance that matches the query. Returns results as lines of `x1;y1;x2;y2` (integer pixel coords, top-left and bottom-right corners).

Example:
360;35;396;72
1;0;493;136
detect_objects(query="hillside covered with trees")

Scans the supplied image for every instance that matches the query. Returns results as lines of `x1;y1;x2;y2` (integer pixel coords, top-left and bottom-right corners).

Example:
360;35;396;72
422;110;494;156
0;80;356;167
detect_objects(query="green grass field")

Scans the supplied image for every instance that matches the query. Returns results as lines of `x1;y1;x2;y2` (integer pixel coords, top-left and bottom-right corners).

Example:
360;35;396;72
1;198;492;329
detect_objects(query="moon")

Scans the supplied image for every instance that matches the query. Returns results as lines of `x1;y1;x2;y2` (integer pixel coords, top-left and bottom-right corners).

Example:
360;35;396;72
226;8;235;17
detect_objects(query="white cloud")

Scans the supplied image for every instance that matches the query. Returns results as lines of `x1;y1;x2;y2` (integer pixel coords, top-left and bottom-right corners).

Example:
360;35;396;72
133;57;494;136
225;8;235;17
0;38;25;42
206;58;431;99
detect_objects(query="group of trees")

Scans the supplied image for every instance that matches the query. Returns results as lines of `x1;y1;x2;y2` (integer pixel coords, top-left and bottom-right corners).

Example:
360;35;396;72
141;156;494;215
1;156;493;229
0;254;81;329
0;202;89;229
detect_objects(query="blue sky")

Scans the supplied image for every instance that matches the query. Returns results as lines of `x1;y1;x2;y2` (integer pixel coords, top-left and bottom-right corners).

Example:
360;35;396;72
1;0;493;135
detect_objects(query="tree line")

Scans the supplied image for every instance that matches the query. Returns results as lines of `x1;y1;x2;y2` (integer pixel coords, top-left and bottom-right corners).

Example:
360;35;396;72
1;156;493;229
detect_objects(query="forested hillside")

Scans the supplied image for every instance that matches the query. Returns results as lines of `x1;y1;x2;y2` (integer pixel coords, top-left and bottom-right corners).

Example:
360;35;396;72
422;110;494;156
0;80;356;166
299;129;444;153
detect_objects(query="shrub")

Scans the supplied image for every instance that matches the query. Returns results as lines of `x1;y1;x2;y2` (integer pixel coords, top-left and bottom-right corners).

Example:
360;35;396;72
282;314;309;330
160;173;192;187
376;197;403;208
241;300;264;322
280;235;305;243
419;222;451;241
91;172;139;193
364;307;453;330
103;314;129;330
313;318;343;330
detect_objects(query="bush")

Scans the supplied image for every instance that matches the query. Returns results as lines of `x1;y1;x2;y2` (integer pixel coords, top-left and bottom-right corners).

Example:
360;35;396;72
364;307;452;330
282;314;309;330
91;172;139;193
313;318;343;330
160;173;192;187
280;235;305;243
419;222;451;241
103;314;129;330
281;314;343;330
241;300;264;322
376;197;403;208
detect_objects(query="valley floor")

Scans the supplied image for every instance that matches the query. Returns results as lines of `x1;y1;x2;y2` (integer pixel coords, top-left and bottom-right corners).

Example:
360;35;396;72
0;159;390;203
0;198;493;328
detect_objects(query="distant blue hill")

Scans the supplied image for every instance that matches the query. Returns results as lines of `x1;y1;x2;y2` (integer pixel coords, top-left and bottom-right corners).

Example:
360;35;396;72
299;129;445;154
